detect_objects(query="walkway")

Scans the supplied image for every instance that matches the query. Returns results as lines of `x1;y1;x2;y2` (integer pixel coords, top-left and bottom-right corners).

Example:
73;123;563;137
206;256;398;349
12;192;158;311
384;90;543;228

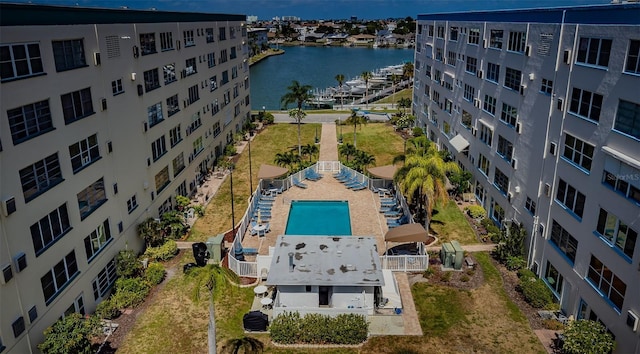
319;123;338;160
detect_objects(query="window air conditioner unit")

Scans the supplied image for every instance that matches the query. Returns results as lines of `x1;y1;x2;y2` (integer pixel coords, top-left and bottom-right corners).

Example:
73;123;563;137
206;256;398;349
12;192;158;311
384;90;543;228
143;121;148;132
474;98;481;108
471;127;477;136
1;263;13;284
2;197;16;216
549;142;557;156
93;52;101;66
132;45;139;58
13;253;27;273
511;159;518;170
519;85;526;96
563;50;571;64
477;70;483;79
107;141;113;153
147;157;151;167
528;73;535;81
130;72;136;81
137;84;143;96
515;122;522;134
627;310;639;332
544;183;551;197
101;98;107;111
557;98;564;111
482;39;486;48
525;45;531;56
507;192;513;202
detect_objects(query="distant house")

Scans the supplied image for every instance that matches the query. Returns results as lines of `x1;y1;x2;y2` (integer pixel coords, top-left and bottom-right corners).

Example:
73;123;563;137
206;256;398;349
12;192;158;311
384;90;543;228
265;236;398;317
247;28;269;52
347;34;376;45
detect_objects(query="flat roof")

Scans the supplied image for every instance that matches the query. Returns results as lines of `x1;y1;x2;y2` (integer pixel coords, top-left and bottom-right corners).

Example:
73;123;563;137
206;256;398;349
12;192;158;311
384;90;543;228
417;4;640;25
0;3;245;26
265;235;384;287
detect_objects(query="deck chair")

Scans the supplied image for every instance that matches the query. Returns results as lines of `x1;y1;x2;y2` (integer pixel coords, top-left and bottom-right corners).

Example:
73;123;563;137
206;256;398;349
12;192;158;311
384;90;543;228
292;177;308;189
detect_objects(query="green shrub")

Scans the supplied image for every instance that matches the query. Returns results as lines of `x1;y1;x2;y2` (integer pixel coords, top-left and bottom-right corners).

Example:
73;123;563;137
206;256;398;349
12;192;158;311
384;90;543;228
517;268;536;280
460;275;470;282
112;277;150;308
96;298;121;320
270;312;367;345
542;319;565;330
517;277;553;308
412;127;424;137
441;271;452;282
263;112;274;124
480;218;500;235
562;319;615;354
465;205;486;219
116;249;142;278
38;313;101;354
145;263;165;285
423;267;436;278
505;256;527;271
224;143;237;156
144;240;178;261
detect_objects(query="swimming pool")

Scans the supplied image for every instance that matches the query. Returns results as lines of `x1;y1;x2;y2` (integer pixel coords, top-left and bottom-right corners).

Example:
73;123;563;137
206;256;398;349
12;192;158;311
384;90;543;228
285;200;351;236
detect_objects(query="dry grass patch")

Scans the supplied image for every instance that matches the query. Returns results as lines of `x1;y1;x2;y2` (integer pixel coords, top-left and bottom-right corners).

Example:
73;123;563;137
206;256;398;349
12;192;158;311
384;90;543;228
340;122;404;166
429;200;478;245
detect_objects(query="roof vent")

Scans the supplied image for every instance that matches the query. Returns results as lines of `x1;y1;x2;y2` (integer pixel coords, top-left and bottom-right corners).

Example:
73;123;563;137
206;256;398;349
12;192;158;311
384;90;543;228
288;252;294;272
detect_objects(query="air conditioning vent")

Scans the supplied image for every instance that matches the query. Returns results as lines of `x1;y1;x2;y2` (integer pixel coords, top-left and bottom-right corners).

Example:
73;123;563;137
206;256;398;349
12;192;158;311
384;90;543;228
14;253;27;272
515;122;522;134
2;197;16;216
627;310;639;332
147;157;151;167
101;98;107;111
549;142;557;156
471;127;477;137
525;45;531;57
519;85;526;96
28;305;38;323
511;159;518;170
1;264;13;284
482;39;486;48
107;141;113;153
477;70;483;79
132;45;139;58
143;121;148;132
544;183;551;197
563;50;571;64
474;98;481;108
93;52;101;66
557;98;564;111
507;192;513;202
137;84;143;96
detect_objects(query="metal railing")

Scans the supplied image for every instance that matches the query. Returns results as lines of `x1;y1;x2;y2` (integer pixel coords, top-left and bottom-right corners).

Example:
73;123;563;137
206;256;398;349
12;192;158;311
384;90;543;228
381;254;429;272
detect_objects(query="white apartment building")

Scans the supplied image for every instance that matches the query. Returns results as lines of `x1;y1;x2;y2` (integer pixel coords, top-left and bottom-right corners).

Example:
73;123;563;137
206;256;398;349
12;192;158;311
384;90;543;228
414;4;639;353
0;4;249;352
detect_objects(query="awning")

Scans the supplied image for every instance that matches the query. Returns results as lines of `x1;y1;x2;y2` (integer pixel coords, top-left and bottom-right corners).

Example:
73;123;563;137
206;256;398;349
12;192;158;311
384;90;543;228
368;165;397;180
449;134;470;153
257;164;289;179
384;223;429;243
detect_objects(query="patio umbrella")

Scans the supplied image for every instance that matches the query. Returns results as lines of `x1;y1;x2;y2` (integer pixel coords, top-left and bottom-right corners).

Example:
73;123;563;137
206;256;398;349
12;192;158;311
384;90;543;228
384;223;429;255
368;164;397;180
257;164;289;180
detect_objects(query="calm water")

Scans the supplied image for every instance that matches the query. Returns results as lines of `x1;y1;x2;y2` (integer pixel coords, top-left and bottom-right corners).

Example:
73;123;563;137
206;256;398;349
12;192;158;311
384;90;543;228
285;200;352;235
250;46;413;110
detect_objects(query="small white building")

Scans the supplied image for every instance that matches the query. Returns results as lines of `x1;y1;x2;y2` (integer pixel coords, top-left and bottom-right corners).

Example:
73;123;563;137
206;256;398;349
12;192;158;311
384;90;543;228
265;235;387;318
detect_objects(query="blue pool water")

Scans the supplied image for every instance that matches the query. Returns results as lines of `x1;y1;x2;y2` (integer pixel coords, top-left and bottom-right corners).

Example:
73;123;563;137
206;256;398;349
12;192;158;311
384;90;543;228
285;200;351;236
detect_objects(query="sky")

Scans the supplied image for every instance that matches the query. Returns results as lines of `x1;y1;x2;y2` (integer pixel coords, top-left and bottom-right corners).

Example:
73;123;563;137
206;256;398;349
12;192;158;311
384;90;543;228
4;0;610;20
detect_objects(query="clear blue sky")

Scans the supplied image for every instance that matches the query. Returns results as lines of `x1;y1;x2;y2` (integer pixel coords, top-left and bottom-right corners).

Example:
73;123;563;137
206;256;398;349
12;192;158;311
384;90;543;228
5;0;609;20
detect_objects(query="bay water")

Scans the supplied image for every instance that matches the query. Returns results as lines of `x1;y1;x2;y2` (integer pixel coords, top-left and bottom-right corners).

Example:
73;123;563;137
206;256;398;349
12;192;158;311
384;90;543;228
249;46;414;110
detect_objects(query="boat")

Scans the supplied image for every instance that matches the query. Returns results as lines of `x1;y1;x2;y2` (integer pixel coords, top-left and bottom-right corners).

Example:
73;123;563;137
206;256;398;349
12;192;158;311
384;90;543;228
345;77;365;86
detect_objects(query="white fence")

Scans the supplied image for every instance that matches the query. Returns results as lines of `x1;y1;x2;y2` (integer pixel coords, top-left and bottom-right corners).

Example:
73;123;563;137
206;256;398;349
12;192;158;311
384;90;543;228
381;255;429;272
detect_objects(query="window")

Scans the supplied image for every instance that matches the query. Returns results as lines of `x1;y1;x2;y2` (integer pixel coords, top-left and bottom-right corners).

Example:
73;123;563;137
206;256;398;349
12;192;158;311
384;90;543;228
160;32;174;51
173;153;185;177
7;99;53;144
444;99;452;114
61;87;94;124
20;153;63;202
563;133;594;171
148;102;164;128
143;68;160;92
219;27;227;41
212;99;220;115
525;197;536;214
491;199;505;225
30;204;71;255
77;178;107;219
207;52;216;68
220;49;228;63
176;181;187;197
155;166;170;192
468;28;480;45
465;56;477;74
112;79;124;95
490;30;503;49
556;178;586;218
183;30;195;47
504;67;522;91
497;135;513;162
84;219;112;261
41;251;78;304
193;136;204;156
624;39;640;74
494;167;509;194
139;33;156;55
189;112;202;133
462;85;475;103
435;48;443;62
483;95;497;115
475;182;486;203
461;110;472;128
576;37;612;68
1;42;44;81
596;208;637;259
188;85;199;104
151;136;167;161
62;294;85;319
544;261;564;296
163;63;176;85
231;66;238;80
169;125;182;147
587;255;626;311
436;26;444;38
550;220;578;263
213;121;221;137
614;99;640;139
507;31;526;53
500;103;518;127
446;51;456;66
185;58;197;76
206;28;214;43
442;121;451;136
479;123;493;146
230;46;237;59
569;87;603;122
126;195;137;214
92;258;116;301
478;153;490;176
52;39;86;71
167;94;179;117
487;62;500;83
69;134;100;173
210;75;218;92
603;170;640;204
428;25;434;37
424;64;431;79
449;26;458;41
540;78;553;95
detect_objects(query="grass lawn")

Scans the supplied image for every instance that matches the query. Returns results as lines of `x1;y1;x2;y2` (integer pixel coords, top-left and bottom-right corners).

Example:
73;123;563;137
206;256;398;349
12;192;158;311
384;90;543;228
429;200;478;245
373;88;412;104
339;122;404;166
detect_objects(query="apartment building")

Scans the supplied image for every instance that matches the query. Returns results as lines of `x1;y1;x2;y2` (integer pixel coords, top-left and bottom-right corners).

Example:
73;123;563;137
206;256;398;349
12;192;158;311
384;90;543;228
414;4;639;352
0;4;249;352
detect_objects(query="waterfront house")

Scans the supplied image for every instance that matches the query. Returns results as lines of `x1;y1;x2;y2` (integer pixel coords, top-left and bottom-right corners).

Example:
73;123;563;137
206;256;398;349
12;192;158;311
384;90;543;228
347;34;376;46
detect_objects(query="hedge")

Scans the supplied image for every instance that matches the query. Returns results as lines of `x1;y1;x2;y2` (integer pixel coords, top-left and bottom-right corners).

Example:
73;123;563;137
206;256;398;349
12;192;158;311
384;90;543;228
270;312;368;345
144;240;178;261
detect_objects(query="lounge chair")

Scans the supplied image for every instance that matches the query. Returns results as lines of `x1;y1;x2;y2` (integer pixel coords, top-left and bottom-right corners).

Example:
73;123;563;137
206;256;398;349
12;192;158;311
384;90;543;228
305;169;323;181
381;200;397;206
380;204;399;212
384;209;403;218
387;216;409;228
344;178;362;187
333;169;348;178
336;172;354;183
350;182;368;191
292;177;308;189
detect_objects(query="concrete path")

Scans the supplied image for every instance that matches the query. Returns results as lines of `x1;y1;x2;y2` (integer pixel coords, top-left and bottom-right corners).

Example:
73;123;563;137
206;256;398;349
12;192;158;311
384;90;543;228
319;123;338;160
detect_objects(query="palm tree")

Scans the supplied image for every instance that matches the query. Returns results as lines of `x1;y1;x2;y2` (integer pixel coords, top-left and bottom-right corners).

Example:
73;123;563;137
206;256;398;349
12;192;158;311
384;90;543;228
354;150;376;172
344;110;368;148
300;143;319;162
394;136;460;227
338;143;357;163
221;336;264;354
335;73;345;109
402;62;414;82
361;71;372;109
397;97;412;114
280;80;312;155
274;151;300;172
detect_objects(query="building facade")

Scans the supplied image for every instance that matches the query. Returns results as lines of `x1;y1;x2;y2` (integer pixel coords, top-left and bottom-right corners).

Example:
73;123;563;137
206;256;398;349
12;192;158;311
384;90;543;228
0;4;249;352
414;4;639;353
